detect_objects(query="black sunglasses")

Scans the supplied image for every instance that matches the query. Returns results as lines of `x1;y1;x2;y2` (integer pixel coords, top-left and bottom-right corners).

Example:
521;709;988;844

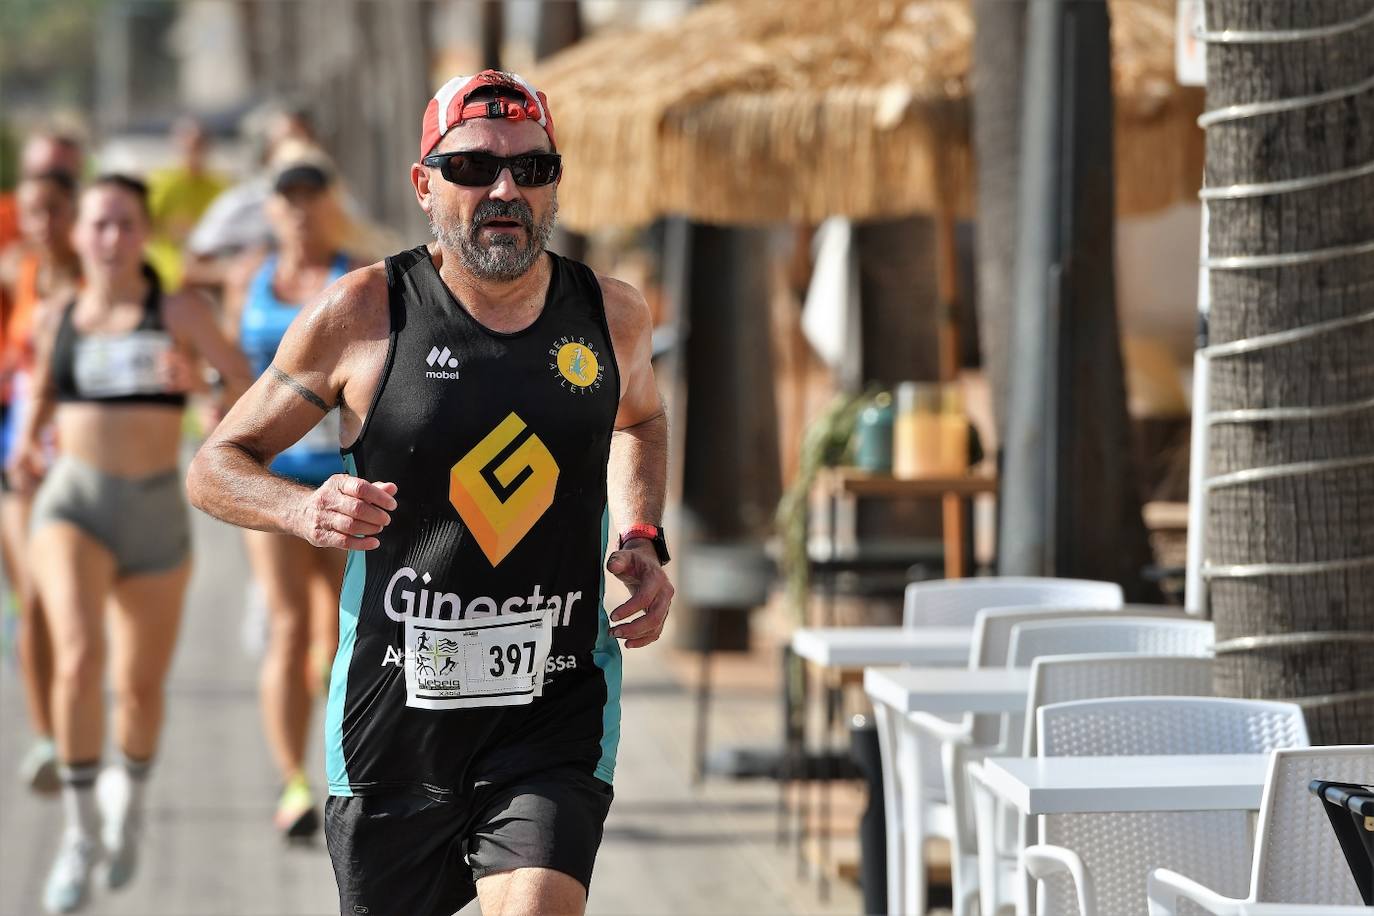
422;151;562;188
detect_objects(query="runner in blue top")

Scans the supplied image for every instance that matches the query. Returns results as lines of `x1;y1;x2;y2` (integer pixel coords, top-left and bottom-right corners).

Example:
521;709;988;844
225;147;357;841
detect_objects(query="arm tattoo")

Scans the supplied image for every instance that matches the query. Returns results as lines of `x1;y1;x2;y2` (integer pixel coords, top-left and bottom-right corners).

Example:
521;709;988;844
269;365;331;412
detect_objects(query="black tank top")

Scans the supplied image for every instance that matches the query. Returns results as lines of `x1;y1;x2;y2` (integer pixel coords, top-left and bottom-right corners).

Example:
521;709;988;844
50;264;186;408
324;246;624;801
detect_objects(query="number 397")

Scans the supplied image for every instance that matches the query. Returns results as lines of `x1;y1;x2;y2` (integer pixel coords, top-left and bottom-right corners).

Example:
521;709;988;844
489;641;537;677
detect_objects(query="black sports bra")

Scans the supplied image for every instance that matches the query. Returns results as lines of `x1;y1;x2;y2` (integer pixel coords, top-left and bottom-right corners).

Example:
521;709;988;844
51;264;187;408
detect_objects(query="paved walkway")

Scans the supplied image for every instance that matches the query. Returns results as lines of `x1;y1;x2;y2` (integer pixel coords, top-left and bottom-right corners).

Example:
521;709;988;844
0;509;862;915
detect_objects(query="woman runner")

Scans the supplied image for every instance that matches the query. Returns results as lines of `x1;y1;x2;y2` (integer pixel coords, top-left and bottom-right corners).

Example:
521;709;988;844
10;174;251;914
225;149;360;840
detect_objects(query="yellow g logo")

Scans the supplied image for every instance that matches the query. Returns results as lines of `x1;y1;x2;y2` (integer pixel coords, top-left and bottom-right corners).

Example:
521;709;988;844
556;342;599;388
449;413;559;566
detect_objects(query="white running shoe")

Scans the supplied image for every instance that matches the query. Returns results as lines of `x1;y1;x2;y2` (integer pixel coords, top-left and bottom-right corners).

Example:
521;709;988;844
96;766;139;890
42;831;99;913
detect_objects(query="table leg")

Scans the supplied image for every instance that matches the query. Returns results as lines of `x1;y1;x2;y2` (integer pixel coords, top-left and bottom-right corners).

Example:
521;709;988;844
796;656;810;878
778;645;794;847
943;492;967;579
820;672;838;901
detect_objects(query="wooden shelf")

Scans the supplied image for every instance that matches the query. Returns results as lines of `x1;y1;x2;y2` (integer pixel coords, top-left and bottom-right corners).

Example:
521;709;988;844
822;468;999;499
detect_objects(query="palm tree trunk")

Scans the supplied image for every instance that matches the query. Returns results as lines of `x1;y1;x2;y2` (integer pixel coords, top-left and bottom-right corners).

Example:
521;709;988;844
1203;0;1374;742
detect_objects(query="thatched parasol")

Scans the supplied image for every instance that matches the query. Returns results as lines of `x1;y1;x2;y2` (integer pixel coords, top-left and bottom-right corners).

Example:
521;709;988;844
530;0;1203;231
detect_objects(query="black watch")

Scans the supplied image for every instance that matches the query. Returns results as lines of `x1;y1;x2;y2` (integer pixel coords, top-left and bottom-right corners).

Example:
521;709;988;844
618;524;670;565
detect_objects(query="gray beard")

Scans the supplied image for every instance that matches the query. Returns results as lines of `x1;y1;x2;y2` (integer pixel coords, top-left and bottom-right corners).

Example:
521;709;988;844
431;196;558;282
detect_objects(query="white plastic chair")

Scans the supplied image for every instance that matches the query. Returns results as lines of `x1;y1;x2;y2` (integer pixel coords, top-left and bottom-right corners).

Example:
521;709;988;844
967;654;1216;916
1022;697;1310;916
876;577;1123;916
1007;616;1215;668
1147;745;1374;915
906;607;1161;916
903;577;1124;628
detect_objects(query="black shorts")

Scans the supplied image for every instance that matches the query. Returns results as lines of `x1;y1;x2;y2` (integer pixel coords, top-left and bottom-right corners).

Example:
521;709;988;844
324;766;614;916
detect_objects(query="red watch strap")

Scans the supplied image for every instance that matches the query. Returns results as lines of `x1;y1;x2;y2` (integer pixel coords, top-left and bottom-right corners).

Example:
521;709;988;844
619;524;660;547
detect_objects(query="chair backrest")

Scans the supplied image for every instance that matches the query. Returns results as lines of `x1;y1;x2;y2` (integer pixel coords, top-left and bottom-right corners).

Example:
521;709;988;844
1007;616;1214;669
972;604;1189;669
903;576;1124;629
1034;697;1309;916
964;608;1126;747
1037;696;1308;757
1251;746;1374;905
1023;654;1216;755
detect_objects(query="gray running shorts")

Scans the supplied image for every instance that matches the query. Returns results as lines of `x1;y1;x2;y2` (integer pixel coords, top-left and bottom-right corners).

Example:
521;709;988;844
30;456;190;576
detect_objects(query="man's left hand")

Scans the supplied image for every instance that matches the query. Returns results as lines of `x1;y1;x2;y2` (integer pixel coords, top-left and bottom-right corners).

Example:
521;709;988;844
606;541;674;648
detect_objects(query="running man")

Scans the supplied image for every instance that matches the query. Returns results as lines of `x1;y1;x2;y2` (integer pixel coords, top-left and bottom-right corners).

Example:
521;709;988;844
187;70;673;915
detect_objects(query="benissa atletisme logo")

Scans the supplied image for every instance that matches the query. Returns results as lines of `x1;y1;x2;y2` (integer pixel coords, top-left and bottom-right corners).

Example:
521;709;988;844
549;335;603;393
449;412;559;565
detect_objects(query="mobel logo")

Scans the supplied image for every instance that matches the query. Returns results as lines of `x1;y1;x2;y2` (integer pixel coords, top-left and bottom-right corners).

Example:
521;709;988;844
449;412;558;565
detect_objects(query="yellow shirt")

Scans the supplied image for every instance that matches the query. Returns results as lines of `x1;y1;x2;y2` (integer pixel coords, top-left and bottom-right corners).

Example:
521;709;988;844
145;167;228;291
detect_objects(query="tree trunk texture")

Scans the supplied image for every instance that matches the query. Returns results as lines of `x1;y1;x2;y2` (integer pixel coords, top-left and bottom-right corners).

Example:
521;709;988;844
678;225;782;542
536;1;589;264
247;0;433;245
481;0;504;71
1203;0;1374;742
855;216;943;387
971;0;1027;440
999;0;1157;599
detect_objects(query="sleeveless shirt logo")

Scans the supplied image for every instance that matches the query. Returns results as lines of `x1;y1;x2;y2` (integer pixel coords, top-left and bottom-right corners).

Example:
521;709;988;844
549;335;603;393
448;412;559;565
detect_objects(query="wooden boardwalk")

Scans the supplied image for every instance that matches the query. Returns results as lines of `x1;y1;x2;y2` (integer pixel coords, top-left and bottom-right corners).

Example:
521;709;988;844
0;510;862;916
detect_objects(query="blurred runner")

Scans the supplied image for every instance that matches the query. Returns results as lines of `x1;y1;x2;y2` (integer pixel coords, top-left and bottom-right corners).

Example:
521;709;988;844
10;175;251;913
184;105;318;268
184;110;394;293
0;166;81;794
188;70;673;916
144;118;228;292
224;148;360;840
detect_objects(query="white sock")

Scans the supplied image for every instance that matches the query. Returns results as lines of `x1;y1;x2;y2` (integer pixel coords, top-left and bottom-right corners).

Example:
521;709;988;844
58;762;100;841
117;753;153;825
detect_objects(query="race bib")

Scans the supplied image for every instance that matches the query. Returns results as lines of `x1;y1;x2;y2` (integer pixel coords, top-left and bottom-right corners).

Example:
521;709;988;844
285;408;341;455
403;606;553;710
72;332;174;398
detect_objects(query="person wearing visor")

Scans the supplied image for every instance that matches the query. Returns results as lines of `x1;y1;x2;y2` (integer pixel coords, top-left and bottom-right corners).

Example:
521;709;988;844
223;147;358;841
188;70;673;915
12;175;251;913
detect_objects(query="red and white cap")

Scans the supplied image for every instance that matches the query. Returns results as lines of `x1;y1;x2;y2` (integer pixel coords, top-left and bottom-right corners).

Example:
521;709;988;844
419;70;556;160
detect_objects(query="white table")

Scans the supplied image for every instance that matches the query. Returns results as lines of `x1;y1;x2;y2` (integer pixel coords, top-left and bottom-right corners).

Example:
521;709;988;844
981;753;1271;815
864;665;1030;715
791;626;972;668
1236;906;1369;915
786;625;972;896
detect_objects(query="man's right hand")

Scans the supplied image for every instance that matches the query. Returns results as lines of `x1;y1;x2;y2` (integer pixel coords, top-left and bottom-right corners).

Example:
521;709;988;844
292;475;398;550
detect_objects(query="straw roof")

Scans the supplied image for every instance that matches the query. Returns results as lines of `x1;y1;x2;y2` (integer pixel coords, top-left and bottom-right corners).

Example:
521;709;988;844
530;0;1203;230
